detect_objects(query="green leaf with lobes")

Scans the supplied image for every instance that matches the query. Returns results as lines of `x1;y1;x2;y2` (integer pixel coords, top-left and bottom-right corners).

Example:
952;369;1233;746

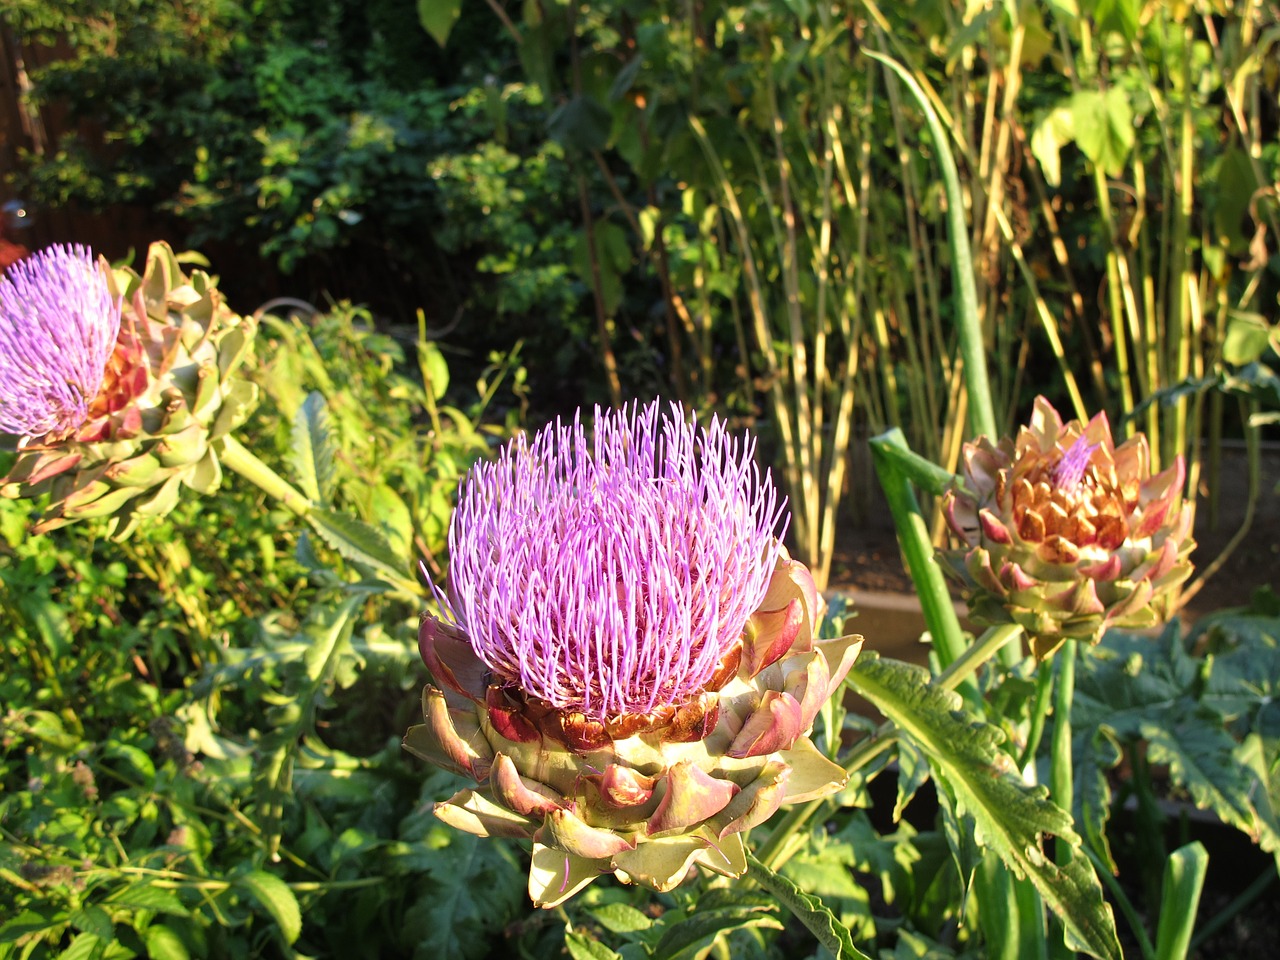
848;654;1122;960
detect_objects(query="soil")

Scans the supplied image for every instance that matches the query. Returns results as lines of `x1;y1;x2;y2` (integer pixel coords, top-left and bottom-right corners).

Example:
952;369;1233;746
825;441;1280;621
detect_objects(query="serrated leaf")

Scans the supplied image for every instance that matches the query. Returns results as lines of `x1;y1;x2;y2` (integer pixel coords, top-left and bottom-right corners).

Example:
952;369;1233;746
402;832;524;960
237;870;301;945
105;883;190;917
894;738;931;822
144;925;190;960
848;655;1121;960
1142;718;1280;853
743;853;869;960
307;508;408;583
291;391;336;506
566;931;623;960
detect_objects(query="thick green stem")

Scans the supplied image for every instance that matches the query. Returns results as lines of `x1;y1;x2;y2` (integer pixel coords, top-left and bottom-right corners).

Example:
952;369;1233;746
1018;663;1055;773
870;429;968;674
218;435;311;516
1048;639;1077;960
1049;641;1076;865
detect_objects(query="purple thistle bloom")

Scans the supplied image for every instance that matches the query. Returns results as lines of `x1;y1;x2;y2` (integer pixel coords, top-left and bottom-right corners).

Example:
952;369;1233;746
442;401;787;721
1051;434;1098;491
0;244;120;442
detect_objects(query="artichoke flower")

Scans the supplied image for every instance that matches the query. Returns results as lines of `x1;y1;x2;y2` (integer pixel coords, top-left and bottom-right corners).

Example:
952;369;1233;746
942;396;1195;657
0;242;258;537
404;402;863;907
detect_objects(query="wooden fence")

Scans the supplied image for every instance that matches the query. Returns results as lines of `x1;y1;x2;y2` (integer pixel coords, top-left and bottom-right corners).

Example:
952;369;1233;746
0;25;184;262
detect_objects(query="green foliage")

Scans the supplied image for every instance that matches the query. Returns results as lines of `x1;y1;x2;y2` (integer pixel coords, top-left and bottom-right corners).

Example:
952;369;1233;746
1072;611;1280;887
849;655;1122;960
0;302;528;958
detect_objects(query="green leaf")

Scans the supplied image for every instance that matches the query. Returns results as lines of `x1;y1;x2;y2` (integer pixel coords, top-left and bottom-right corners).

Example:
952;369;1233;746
237;870;301;945
1030;104;1077;188
1092;0;1140;41
589;904;653;935
548;95;612;152
849;655;1121;960
18;590;72;660
290;391;336;506
1142;717;1280;854
307;508;408;583
104;883;190;917
402;831;524;960
1070;88;1133;177
56;932;101;960
1223;312;1276;366
67;906;112;943
418;0;462;47
566;932;623;960
418;340;450;402
143;925;191;960
743;854;869;960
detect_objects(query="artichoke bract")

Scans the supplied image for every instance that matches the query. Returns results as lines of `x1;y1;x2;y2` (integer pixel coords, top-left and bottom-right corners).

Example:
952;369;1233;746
405;402;863;907
942;396;1195;657
0;242;258;537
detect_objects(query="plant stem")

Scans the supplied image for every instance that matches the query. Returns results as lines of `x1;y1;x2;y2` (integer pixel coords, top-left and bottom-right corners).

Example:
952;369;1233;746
1154;842;1208;960
865;51;997;443
1048;639;1077;960
1018;662;1055;773
869;429;969;675
218;435;311;516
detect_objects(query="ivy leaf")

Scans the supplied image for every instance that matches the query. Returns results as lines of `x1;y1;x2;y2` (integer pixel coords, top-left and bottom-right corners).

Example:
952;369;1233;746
291;391;336;506
849;655;1121;960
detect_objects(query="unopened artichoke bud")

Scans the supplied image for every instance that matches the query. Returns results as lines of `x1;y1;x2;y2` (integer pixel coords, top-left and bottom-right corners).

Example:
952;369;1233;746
0;242;258;537
941;395;1195;657
404;402;863;908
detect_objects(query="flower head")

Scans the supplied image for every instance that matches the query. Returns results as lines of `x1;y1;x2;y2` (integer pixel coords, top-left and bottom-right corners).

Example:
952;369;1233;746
942;396;1195;655
441;401;787;721
407;401;863;906
0;244;119;441
0;242;258;537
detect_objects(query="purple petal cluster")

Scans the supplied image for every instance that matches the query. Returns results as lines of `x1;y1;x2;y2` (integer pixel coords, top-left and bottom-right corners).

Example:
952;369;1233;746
0;244;119;441
443;401;787;720
1051;435;1099;491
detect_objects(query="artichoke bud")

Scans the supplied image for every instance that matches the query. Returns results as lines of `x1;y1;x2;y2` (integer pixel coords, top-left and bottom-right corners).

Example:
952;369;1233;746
404;403;864;907
941;395;1196;656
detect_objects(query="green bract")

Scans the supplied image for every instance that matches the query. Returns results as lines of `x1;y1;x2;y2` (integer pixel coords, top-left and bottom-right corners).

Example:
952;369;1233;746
0;242;258;537
405;548;863;907
942;396;1195;657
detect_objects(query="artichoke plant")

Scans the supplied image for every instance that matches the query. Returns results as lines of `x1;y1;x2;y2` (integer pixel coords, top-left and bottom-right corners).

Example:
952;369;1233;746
0;242;258;537
942;396;1195;657
405;402;863;907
